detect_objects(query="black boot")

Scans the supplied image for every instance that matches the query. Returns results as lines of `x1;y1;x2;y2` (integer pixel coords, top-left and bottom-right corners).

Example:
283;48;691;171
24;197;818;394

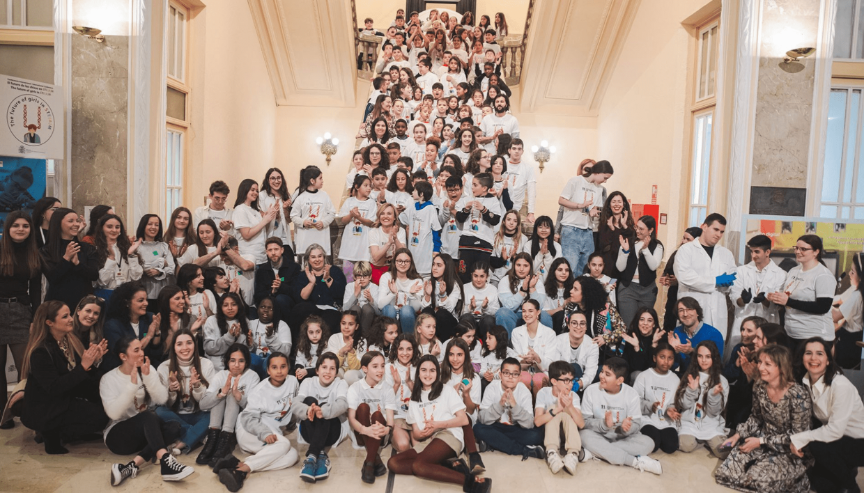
469;452;486;474
209;431;236;468
197;429;221;465
463;474;492;493
43;430;68;455
219;467;247;492
212;454;240;475
361;461;376;484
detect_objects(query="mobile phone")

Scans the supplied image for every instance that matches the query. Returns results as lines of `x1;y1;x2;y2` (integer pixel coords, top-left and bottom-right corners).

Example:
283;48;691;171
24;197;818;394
718;441;733;452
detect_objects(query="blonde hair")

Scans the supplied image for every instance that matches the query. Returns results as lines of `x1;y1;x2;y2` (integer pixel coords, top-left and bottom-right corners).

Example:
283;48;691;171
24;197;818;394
373;203;399;228
414;313;437;352
757;344;795;389
493;210;523;251
353;260;372;277
22;301;85;377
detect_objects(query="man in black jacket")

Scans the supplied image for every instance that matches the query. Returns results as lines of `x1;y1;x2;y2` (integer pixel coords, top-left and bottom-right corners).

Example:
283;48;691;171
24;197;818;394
253;238;299;334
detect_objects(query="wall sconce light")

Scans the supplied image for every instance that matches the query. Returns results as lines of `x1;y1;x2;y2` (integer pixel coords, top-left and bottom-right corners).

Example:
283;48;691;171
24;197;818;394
315;132;339;165
784;47;815;63
531;141;556;173
72;26;105;42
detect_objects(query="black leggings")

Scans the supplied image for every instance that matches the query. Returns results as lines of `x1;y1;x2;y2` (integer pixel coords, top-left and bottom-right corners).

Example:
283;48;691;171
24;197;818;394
43;398;109;440
640;425;679;454
105;411;182;462
298;397;342;456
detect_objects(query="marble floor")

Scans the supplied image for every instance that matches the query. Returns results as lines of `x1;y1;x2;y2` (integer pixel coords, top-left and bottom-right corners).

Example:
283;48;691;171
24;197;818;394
0;418;859;493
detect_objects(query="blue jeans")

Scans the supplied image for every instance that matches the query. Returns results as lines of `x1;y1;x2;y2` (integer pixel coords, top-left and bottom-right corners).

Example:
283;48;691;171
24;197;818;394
250;353;272;380
154;406;211;453
382;304;417;334
473;422;544;456
561;225;594;277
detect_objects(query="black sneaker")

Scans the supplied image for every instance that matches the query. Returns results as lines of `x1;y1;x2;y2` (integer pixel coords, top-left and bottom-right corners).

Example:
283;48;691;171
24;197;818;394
160;454;194;481
477;440;489;452
521;445;545;461
213;455;240;475
219;467;247;492
110;461;138;486
468;452;486;474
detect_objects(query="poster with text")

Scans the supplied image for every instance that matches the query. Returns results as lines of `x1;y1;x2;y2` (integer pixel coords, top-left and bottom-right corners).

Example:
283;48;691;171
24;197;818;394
0;156;47;235
741;214;864;279
1;74;63;159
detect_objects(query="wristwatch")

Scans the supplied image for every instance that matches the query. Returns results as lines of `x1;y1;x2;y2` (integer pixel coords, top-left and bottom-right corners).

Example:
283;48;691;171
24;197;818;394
549;409;557;417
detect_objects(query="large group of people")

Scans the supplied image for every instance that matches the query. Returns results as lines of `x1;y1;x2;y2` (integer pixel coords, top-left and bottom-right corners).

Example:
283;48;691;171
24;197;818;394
1;7;863;493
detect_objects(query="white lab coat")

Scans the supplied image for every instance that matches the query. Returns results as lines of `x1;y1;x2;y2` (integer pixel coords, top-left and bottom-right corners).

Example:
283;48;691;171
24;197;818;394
673;240;737;340
726;261;787;355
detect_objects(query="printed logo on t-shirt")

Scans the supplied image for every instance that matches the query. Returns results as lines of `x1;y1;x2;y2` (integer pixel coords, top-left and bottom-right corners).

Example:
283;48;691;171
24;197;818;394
598;403;626;426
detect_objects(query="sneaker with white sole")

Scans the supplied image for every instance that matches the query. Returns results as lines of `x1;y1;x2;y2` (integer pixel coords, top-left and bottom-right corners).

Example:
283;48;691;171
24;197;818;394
546;449;564;474
562;452;579;475
300;454;317;483
580;449;594;463
160;453;194;481
633;455;662;475
110;461;138;486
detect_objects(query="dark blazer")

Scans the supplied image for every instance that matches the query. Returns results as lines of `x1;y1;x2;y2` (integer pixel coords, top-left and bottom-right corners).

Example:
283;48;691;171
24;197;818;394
253;248;300;306
21;339;104;432
291;265;347;308
103;312;160;370
42;239;99;310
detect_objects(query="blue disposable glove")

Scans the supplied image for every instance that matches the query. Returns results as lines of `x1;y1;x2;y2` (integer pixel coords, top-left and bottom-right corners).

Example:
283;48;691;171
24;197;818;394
715;272;737;288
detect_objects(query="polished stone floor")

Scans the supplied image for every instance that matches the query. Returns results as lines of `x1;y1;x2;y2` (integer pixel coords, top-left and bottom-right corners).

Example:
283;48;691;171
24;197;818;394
0;417;858;492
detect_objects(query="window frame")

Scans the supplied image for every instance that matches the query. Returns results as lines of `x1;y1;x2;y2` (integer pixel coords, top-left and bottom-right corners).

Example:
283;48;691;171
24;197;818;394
162;0;192;217
1;0;53;30
688;108;714;226
820;84;864;219
833;0;864;62
695;21;719;102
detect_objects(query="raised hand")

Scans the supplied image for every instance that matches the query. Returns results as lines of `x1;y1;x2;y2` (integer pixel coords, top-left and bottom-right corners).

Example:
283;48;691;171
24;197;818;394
687;374;700;390
305;265;316;284
389;278;398;294
168;371;181;392
619;235;629;251
621;416;632;432
712;383;723;395
410;280;423;294
222;375;234;395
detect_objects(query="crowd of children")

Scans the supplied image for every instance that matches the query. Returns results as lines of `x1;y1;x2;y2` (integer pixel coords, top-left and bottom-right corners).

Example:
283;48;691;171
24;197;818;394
1;7;863;493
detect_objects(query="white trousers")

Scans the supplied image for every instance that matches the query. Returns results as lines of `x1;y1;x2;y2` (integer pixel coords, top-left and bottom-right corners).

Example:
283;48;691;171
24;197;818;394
236;421;298;472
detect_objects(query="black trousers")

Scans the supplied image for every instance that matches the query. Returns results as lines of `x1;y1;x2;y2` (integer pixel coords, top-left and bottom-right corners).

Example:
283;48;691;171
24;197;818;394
422;307;459;342
640;424;679;454
808;436;864;493
105;410;182;462
298;397;343;456
43;398;109;440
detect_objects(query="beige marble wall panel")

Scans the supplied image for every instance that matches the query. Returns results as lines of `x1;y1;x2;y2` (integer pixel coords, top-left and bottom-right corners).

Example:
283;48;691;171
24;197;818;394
70;34;128;217
751;0;819;188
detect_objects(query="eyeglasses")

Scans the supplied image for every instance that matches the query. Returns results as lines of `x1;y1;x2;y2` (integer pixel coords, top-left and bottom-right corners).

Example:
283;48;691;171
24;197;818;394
569;321;588;328
355;274;371;278
395;259;411;265
501;371;520;378
792;246;813;252
677;307;696;314
555;378;574;384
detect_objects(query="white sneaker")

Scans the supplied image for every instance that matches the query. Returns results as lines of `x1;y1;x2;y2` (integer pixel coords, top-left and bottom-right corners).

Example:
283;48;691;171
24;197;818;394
580;449;594;463
546;449;564;474
161;454;194;481
633;455;662;475
562;452;579;475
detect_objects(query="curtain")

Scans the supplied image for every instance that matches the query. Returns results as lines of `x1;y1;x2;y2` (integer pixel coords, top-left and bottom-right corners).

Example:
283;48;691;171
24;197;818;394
405;0;425;14
457;0;476;16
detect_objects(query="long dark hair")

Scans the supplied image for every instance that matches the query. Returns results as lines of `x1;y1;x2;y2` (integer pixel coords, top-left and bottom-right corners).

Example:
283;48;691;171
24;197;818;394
158;285;190;352
106;281;147;323
296;315;331;360
94;214;132;267
234;179;259;209
386;168;414;194
626;307;660;336
167;329;210;411
44;208;78;264
529;216;556;258
295;166;323;195
0;211;41;277
261;167;290;201
441;337;475;383
674;340;723;415
389;248;422;280
216;292;248;336
411;354;444;402
794;336;840;385
506;252;534;294
222;343;251;373
797;234;826;264
572;276;608;313
350;174;372;198
368;316;397;351
543;257;573;298
598;191;634;233
72;295;107;345
31;196;59;230
340;310;367;351
163;207;196;251
482;325;510;360
368;116;393;144
176;263;204;294
431;254;464;314
136;214;164;242
464;148;486;175
83;204;112;238
389;332;419;365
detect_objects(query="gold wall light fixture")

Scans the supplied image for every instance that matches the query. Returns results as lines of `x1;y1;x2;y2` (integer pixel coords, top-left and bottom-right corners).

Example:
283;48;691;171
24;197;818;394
784;47;815;63
72;26;105;42
315;133;339;165
531;141;556;173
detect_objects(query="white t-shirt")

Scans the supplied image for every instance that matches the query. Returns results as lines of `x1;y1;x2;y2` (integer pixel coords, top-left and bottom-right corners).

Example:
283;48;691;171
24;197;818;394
290;189;336;255
415;72;440;94
243;377;300;430
384;361;414;420
232;203;267;264
368;227;407;266
456;195;502;245
258;190;291;246
343;281;380;310
632;368;680;430
400;203;442;275
503;161;535;213
438;208;462;258
535;387;582;413
338;197;378;262
678;372;729;439
560;176;604;229
581;383;642;439
838;286;864;333
491;234;527;285
188;289;218;318
407;385;467;448
479;113;520;151
783;263;837;340
222;258;256;308
461;283;500;316
347;378;399;416
297;376;349;409
445;373;482;422
325;333;368;371
476;347;519;378
248;319;292;357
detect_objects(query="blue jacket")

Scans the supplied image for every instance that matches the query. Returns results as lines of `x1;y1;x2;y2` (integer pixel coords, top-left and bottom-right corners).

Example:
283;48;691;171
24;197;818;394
103;312;159;370
672;322;724;372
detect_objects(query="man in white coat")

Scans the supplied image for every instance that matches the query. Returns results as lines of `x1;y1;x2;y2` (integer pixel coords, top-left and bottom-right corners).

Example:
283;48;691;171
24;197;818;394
727;234;786;355
673;213;737;341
